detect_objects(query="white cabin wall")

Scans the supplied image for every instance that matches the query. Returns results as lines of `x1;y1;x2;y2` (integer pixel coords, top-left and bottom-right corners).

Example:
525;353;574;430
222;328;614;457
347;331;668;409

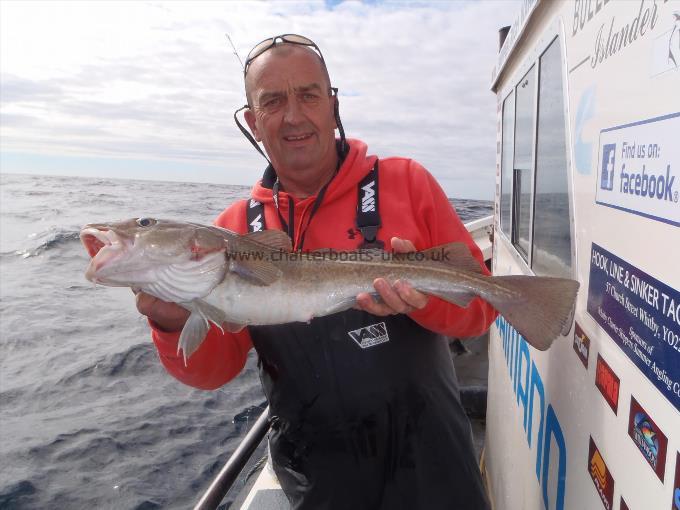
487;1;680;509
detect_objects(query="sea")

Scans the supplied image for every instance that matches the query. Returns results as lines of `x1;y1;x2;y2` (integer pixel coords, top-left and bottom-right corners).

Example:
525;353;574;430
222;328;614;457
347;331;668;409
0;173;493;509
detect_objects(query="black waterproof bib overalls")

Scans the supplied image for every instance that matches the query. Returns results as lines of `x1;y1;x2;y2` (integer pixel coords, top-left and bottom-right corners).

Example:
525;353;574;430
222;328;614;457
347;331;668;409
245;161;489;510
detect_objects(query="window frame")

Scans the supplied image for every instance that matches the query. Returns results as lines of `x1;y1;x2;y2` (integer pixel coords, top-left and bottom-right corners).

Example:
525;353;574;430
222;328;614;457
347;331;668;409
499;90;516;239
511;64;538;262
496;22;576;279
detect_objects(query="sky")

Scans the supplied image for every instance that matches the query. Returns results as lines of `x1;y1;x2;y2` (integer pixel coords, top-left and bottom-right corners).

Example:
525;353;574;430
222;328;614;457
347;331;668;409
0;0;520;199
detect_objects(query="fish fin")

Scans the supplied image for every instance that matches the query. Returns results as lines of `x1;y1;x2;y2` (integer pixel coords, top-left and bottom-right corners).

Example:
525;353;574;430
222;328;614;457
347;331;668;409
191;299;246;333
229;258;282;286
195;299;246;333
227;232;285;286
386;243;485;274
419;243;486;274
243;230;292;252
426;289;477;308
324;292;387;315
485;276;580;351
192;299;228;333
178;311;210;365
319;296;357;316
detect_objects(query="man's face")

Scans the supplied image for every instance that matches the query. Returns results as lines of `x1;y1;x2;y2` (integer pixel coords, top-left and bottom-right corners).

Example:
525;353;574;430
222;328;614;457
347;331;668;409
244;45;337;176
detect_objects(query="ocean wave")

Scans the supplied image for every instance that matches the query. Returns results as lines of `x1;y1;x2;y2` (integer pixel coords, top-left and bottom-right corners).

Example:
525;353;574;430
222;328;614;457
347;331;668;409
449;199;494;223
0;480;37;508
133;500;162;509
53;435;127;464
24;190;54;197
57;344;156;385
27;428;100;459
8;227;81;258
232;402;267;424
0;387;24;408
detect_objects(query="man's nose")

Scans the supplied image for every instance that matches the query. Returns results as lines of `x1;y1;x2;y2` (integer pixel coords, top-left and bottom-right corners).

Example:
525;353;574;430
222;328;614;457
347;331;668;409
282;95;303;124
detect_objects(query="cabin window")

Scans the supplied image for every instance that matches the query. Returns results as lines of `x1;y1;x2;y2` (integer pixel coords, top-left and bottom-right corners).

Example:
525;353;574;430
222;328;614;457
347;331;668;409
512;65;536;259
500;92;515;236
532;38;572;278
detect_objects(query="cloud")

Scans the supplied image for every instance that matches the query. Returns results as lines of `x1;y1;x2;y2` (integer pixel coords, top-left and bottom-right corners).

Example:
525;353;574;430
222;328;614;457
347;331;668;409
0;0;519;199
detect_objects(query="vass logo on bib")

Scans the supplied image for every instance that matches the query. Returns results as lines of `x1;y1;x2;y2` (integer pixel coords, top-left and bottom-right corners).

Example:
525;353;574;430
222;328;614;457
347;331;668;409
348;322;390;349
360;180;376;212
248;199;263;232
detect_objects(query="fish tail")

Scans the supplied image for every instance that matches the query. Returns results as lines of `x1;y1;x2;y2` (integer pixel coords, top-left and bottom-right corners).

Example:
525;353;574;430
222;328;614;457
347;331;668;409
404;242;579;350
483;275;580;350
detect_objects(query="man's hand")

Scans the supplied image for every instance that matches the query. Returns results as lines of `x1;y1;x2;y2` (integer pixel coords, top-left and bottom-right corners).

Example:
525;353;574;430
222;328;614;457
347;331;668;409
135;291;190;332
355;237;429;316
136;291;245;334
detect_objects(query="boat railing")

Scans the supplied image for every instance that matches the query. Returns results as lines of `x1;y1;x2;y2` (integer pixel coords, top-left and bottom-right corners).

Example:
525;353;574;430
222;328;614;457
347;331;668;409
464;215;493;263
193;406;270;510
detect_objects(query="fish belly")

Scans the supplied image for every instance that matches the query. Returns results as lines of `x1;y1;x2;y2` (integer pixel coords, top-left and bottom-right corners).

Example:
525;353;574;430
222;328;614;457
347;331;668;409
206;275;370;326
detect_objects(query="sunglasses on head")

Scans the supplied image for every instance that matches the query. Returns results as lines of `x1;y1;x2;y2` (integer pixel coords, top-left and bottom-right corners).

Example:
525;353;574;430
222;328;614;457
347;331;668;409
243;34;325;76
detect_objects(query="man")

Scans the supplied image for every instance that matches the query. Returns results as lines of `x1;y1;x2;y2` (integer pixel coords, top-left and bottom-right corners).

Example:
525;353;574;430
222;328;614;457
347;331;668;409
137;35;496;509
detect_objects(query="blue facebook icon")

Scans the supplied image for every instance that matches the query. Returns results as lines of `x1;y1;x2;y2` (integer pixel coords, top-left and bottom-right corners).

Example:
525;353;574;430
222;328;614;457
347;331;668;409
600;144;616;190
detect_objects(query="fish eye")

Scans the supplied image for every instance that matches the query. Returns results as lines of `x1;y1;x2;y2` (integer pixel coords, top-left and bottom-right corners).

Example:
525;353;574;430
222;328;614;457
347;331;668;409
136;217;156;227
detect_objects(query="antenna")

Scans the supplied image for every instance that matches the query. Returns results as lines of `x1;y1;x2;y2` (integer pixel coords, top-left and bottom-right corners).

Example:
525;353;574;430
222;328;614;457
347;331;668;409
225;33;245;72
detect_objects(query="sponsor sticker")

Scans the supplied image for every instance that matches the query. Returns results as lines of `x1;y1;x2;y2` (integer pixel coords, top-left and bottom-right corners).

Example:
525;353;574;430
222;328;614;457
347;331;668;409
595;112;680;227
627;396;668;481
673;452;680;510
595;354;620;414
589;436;615;510
348;322;390;349
573;322;590;368
587;243;680;411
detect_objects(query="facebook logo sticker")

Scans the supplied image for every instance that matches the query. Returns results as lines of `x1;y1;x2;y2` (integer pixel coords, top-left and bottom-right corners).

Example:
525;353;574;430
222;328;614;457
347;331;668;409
600;144;616;190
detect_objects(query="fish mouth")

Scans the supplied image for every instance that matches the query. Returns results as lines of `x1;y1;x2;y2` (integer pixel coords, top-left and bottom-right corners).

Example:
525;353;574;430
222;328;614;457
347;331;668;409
80;227;127;282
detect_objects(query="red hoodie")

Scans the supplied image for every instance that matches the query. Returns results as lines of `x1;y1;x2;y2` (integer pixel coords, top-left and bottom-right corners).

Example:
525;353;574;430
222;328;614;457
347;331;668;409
150;139;497;389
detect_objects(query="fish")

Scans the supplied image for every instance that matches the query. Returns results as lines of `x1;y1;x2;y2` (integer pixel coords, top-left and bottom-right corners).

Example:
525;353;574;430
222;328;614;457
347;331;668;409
80;217;580;361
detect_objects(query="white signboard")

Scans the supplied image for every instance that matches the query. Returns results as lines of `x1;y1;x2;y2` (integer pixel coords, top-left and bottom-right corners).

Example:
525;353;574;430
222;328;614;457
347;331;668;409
596;113;680;227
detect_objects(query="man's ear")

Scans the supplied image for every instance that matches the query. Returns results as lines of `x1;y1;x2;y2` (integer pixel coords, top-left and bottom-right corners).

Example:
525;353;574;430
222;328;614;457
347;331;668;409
244;109;262;142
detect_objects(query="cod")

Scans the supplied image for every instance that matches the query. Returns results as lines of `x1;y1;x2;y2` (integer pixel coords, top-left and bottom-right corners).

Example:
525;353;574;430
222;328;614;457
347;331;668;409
80;218;580;361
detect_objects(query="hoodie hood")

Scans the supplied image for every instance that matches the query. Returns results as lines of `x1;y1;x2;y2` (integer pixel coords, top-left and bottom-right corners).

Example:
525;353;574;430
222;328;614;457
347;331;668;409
249;138;376;207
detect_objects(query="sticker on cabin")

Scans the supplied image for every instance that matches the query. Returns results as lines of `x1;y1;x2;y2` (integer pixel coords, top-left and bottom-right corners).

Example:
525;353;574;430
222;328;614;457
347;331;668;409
588;436;615;510
627;396;668;481
587;243;680;411
673;452;680;510
651;9;680;76
573;322;590;368
595;112;680;227
595;354;620;414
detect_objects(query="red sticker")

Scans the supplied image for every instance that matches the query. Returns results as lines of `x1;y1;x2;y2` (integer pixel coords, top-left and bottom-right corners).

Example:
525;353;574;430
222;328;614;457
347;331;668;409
595;354;620;414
